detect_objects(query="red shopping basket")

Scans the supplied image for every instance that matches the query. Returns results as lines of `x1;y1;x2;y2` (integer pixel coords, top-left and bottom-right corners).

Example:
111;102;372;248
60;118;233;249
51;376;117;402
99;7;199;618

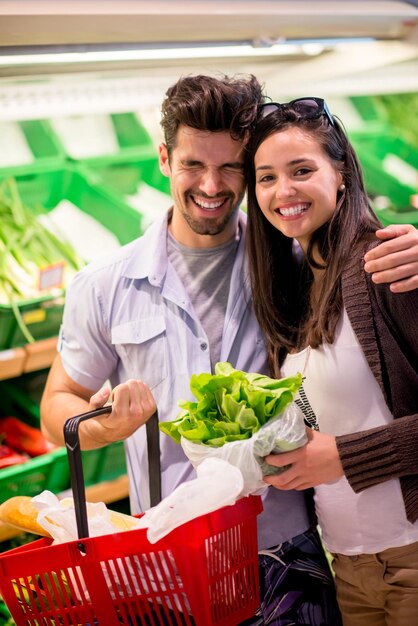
0;407;262;626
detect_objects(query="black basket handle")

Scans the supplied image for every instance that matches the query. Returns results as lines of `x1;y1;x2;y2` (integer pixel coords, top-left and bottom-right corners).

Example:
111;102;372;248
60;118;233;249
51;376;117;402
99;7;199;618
64;406;112;547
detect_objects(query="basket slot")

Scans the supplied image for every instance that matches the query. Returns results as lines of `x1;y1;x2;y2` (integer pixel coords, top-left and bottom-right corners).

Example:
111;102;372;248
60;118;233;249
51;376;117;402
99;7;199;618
9;566;98;626
205;522;260;625
100;550;195;626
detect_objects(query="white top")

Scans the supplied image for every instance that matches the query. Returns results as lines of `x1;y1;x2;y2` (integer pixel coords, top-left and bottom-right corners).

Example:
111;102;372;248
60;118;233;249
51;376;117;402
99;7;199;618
281;308;418;555
59;211;310;549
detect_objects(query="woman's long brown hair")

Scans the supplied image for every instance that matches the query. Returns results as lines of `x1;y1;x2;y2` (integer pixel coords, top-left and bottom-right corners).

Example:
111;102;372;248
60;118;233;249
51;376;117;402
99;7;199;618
245;108;382;378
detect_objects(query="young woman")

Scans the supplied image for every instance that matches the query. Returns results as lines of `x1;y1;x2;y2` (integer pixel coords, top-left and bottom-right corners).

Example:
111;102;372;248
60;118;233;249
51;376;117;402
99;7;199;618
244;98;418;626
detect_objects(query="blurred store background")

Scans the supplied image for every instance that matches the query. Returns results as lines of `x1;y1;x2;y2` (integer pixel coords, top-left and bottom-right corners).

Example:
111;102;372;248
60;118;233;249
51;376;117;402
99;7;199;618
0;2;417;621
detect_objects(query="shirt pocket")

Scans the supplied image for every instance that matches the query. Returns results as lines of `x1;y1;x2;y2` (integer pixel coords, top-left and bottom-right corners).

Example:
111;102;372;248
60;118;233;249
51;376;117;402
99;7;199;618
111;316;167;390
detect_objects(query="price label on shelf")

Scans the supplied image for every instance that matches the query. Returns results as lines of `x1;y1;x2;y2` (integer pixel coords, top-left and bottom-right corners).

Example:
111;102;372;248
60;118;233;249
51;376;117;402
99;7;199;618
38;261;65;291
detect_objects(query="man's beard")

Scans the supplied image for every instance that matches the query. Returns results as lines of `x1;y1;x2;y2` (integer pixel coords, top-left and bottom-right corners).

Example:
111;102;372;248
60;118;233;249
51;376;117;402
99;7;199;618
180;209;237;236
180;192;243;236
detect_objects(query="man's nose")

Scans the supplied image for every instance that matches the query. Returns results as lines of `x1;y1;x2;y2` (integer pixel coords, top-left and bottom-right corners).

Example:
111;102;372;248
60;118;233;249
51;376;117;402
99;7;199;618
199;168;223;196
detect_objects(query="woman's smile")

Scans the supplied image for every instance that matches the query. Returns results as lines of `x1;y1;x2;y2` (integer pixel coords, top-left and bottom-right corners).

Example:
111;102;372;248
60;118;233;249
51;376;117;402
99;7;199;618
274;202;310;218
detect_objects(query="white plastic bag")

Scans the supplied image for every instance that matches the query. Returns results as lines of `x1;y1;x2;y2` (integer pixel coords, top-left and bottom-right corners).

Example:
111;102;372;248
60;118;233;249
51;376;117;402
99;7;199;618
31;490;142;543
136;457;243;543
182;402;307;496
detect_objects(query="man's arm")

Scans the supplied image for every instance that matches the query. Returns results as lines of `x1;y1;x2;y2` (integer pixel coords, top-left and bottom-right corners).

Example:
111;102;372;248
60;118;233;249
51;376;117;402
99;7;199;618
40;354;156;449
364;224;418;292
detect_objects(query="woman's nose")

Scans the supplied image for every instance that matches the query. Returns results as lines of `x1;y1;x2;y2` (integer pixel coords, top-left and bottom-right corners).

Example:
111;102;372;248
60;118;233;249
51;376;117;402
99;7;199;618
275;177;295;199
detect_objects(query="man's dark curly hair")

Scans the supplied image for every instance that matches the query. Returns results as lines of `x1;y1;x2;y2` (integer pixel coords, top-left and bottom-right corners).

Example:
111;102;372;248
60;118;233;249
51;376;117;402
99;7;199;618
160;74;265;158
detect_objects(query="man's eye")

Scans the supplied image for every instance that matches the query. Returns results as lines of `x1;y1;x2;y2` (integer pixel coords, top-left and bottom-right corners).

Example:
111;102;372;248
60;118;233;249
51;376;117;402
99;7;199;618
224;165;244;173
183;162;202;170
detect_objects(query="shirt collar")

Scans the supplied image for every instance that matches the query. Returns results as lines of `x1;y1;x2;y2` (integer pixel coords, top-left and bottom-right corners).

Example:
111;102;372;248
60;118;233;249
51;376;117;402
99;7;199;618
121;210;171;282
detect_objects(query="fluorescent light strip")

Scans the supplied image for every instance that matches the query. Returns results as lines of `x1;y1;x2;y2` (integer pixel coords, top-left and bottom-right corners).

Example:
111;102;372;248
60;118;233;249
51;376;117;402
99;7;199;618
0;37;377;66
0;43;323;66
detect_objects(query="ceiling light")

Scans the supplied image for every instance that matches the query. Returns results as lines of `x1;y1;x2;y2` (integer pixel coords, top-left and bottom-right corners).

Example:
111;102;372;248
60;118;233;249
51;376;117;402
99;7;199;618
0;42;327;67
0;36;377;67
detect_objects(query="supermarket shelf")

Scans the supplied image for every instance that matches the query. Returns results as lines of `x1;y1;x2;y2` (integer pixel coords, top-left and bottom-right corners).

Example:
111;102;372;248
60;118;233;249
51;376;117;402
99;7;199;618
0;336;57;381
0;473;129;542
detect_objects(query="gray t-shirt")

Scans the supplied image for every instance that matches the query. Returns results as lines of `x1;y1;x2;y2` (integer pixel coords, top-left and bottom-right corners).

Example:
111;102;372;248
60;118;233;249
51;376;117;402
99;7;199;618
167;231;238;370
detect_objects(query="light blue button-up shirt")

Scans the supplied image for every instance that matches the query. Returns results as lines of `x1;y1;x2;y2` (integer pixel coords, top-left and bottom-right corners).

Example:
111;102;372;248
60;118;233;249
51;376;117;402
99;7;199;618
59;210;310;548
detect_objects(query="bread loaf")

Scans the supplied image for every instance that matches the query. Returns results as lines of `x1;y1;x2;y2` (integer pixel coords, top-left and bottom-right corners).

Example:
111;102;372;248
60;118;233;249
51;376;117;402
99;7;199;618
0;495;140;537
0;496;51;536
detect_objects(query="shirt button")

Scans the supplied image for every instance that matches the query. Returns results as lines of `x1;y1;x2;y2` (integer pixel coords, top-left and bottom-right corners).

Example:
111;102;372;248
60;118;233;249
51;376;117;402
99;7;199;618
200;342;208;351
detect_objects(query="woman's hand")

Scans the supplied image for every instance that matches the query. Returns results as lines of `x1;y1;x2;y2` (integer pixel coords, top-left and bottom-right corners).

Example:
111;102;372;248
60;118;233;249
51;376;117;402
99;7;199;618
85;379;157;445
263;427;344;490
364;224;418;293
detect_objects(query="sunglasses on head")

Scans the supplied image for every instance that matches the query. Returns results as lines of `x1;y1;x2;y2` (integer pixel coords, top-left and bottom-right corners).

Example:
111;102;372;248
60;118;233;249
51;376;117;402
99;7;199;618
259;97;335;127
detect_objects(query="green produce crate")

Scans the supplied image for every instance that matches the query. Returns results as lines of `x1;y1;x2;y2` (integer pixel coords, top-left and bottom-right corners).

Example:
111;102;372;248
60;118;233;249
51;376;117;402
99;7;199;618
0;443;127;503
81;440;127;486
0;166;142;245
79;152;171;230
0;370;48;426
0;442;126;503
0;447;70;503
81;151;170;196
0;378;127;501
349;129;418;212
349;94;418;148
0;377;70;500
349;96;389;125
50;112;156;162
375;207;418;229
0;166;143;349
51;111;171;227
0;293;65;353
0;119;66;177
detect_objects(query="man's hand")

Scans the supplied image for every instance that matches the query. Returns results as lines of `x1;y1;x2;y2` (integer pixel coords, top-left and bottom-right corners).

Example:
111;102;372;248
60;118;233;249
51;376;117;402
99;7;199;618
85;379;157;445
364;224;418;293
263;428;344;491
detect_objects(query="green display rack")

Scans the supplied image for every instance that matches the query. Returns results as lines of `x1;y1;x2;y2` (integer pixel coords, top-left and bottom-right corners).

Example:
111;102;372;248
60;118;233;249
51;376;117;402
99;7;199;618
374;207;418;229
50;112;157;165
0;166;142;350
349;128;418;212
0;119;66;177
50;111;171;218
0;375;126;502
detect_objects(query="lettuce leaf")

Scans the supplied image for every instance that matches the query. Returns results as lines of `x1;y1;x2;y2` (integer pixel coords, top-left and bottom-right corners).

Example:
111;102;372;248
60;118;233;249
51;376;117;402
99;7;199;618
159;362;302;447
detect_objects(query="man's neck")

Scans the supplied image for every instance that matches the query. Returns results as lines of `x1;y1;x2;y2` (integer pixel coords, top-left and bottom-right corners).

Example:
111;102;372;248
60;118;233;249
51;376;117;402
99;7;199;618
169;208;239;249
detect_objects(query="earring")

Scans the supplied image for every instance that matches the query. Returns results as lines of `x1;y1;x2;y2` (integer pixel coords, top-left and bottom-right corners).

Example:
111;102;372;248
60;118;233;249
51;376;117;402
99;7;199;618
339;183;346;191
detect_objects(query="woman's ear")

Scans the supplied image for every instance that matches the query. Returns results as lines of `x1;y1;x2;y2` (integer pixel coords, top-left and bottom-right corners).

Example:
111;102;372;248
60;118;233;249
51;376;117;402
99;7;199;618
159;143;170;177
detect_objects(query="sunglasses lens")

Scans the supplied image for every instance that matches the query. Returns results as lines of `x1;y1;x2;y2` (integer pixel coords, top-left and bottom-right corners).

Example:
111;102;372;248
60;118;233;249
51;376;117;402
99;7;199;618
260;104;280;118
259;98;334;126
291;99;322;117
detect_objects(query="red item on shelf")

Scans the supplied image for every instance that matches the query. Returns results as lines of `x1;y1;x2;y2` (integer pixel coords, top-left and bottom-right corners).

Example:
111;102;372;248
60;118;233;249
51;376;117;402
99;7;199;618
0;443;28;468
0;416;56;457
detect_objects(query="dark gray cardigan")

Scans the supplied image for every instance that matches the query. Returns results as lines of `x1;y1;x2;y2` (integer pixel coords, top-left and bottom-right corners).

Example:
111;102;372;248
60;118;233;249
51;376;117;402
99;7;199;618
338;241;418;523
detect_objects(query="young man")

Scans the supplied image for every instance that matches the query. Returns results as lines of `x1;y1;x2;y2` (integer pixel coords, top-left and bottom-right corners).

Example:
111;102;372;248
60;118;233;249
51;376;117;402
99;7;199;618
41;74;418;625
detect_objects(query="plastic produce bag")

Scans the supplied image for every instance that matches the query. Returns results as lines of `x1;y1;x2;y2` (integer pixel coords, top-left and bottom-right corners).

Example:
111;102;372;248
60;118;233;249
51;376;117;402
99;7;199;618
136;457;243;543
182;402;307;496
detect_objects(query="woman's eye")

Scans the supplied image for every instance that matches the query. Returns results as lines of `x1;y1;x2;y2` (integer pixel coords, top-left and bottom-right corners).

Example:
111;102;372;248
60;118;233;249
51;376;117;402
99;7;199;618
258;174;274;183
295;167;312;176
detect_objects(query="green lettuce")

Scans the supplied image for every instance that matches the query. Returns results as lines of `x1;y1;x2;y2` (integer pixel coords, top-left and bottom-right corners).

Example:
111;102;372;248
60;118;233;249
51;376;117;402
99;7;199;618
159;362;302;447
